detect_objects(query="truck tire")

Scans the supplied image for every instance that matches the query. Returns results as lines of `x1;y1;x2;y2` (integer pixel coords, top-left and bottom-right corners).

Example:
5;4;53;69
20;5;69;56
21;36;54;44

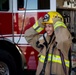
0;50;17;75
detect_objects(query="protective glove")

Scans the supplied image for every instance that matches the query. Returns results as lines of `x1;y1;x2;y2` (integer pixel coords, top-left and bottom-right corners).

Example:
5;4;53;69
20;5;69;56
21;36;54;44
52;17;66;30
33;17;44;33
52;17;62;24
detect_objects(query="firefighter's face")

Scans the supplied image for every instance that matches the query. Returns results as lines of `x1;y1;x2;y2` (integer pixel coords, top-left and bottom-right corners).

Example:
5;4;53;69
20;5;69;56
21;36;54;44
45;24;54;36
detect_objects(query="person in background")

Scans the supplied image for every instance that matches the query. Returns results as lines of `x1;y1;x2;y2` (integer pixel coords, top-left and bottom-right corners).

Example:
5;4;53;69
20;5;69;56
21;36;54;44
24;11;72;75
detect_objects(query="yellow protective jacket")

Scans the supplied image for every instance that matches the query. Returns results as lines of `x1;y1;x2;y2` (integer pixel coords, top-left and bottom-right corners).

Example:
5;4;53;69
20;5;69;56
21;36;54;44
24;21;72;75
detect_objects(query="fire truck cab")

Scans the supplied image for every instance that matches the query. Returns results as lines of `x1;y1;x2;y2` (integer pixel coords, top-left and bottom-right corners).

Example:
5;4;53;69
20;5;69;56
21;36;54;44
0;0;56;75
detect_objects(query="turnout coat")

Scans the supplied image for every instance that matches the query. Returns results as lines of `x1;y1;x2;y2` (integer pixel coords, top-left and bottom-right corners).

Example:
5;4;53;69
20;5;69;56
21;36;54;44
24;25;72;75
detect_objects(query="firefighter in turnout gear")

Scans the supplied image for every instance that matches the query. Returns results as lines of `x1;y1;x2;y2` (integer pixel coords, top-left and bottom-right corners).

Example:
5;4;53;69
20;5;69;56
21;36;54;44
24;11;72;75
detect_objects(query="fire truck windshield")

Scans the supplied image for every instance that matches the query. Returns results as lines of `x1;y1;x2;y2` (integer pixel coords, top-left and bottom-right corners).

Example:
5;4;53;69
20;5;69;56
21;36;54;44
0;0;9;11
0;0;50;11
18;0;50;10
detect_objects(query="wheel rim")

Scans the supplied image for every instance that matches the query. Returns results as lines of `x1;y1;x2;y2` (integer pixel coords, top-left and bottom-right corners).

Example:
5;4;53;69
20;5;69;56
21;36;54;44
0;61;9;75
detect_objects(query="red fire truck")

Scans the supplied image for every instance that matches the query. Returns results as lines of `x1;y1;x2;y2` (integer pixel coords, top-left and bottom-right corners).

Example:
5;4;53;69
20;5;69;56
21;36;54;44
0;0;56;75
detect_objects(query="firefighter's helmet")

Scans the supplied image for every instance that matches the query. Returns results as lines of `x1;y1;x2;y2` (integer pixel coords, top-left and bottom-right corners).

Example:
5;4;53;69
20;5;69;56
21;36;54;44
42;11;64;25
